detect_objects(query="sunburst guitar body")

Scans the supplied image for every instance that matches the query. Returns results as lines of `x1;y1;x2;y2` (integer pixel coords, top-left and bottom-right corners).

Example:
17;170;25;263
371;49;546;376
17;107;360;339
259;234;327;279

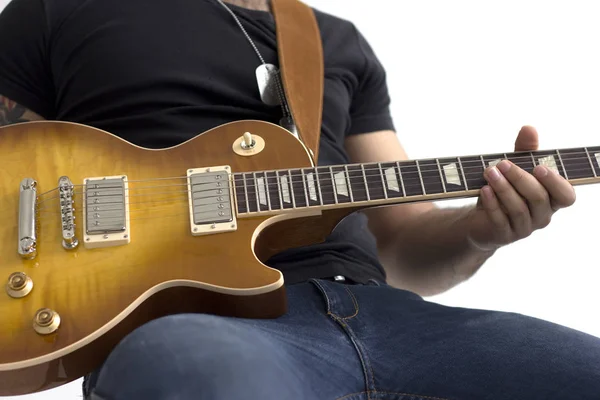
0;120;353;396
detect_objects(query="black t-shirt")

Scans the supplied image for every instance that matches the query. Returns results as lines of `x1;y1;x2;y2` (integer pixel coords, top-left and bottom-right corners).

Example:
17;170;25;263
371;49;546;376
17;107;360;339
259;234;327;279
0;0;395;284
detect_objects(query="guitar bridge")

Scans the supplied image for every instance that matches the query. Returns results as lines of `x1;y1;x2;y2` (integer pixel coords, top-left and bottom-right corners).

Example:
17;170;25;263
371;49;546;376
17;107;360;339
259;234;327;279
17;178;38;259
82;175;131;248
187;166;237;236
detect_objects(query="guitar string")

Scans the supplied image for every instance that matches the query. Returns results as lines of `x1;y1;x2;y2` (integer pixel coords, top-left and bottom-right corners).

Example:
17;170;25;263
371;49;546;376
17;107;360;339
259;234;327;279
37;171;475;215
38;162;596;217
32;150;600;201
34;160;591;218
34;184;475;225
34;157;598;210
33;161;587;222
37;159;596;207
34;151;598;202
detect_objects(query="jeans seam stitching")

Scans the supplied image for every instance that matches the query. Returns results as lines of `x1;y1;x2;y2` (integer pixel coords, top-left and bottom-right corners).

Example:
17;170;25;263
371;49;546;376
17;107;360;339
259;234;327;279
312;279;372;398
332;315;373;400
336;390;451;400
341;286;360;320
346;323;376;395
311;279;333;315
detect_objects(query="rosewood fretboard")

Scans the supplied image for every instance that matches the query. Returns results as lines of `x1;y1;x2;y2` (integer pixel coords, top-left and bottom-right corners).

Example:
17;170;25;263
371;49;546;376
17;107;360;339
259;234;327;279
234;147;600;215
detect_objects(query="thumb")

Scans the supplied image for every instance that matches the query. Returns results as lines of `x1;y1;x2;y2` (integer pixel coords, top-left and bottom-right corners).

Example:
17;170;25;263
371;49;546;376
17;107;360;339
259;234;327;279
514;125;539;152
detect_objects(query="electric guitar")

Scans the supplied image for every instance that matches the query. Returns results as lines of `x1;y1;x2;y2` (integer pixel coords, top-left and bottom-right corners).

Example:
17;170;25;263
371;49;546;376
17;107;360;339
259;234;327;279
0;120;598;395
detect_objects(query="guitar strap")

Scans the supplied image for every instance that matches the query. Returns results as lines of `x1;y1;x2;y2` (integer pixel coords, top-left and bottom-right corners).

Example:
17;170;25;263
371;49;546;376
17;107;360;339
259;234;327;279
271;0;324;163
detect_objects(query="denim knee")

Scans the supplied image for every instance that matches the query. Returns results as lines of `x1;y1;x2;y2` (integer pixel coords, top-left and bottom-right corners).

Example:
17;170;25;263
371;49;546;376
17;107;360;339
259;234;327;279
90;314;312;400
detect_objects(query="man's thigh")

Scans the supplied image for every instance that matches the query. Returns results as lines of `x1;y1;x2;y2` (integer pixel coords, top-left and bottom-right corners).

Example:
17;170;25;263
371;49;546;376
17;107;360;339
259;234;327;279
323;280;600;400
85;281;365;400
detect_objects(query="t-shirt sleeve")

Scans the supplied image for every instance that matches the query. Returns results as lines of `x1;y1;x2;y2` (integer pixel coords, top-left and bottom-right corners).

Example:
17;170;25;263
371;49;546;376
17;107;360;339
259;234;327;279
0;0;55;118
347;25;395;135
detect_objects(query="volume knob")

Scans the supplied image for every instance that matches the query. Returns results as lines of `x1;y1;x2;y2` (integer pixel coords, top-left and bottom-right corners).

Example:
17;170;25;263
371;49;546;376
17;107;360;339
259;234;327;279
6;272;33;298
33;308;61;335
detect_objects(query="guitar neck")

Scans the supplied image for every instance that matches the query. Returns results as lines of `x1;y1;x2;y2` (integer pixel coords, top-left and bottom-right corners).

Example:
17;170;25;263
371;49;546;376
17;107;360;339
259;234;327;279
234;146;600;216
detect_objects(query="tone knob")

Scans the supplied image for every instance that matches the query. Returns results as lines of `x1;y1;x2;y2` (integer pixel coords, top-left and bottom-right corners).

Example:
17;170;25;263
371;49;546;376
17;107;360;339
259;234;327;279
6;272;33;298
33;308;61;335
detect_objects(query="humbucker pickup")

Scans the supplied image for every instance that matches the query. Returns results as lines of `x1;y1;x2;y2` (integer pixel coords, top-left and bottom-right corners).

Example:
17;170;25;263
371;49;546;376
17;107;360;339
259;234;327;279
82;175;131;248
187;166;237;236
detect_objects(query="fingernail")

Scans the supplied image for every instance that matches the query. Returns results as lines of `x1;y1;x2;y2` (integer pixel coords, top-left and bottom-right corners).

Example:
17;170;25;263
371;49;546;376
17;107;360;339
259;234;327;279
497;160;511;174
535;165;548;178
487;167;501;182
482;185;494;199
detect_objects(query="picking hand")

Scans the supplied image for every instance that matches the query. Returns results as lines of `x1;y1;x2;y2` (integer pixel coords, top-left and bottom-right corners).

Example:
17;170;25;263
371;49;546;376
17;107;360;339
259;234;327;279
467;126;576;251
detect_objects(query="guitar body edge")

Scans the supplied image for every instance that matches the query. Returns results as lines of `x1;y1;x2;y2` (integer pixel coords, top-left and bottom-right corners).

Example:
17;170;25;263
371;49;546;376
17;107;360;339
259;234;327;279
0;120;314;395
0;283;287;396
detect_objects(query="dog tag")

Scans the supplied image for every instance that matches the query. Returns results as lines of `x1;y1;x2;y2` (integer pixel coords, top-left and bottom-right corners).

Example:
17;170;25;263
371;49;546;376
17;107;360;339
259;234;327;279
256;63;281;106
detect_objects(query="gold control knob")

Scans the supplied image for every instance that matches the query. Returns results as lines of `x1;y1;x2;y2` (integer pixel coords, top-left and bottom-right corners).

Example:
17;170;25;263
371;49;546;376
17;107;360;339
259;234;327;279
6;272;33;298
33;308;61;335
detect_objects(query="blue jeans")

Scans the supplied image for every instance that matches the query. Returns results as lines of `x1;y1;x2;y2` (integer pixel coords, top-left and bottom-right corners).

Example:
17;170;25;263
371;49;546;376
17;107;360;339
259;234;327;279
85;279;600;400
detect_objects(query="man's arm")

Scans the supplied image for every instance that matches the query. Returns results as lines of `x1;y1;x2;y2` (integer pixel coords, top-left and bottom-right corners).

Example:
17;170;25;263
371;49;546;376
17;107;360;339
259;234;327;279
345;130;491;296
0;95;45;126
345;128;575;297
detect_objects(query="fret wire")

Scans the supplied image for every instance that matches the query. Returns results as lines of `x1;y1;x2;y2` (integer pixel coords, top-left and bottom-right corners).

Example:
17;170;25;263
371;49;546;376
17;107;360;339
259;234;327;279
344;165;354;202
315;168;324;205
457;157;469;190
234;159;600;188
301;169;310;207
530;152;536;167
275;170;284;210
396;161;406;197
265;173;272;211
361;164;371;201
289;170;297;209
435;158;447;193
241;152;597;191
585;147;597;177
378;163;389;199
227;151;600;208
240;159;591;200
243;173;250;213
252;172;260;212
556;149;568;179
286;152;595;177
415;160;427;195
480;155;486;170
329;166;339;204
231;174;239;213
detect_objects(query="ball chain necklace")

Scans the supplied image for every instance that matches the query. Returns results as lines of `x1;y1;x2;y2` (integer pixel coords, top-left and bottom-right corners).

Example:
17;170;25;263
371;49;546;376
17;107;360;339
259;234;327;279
214;0;298;137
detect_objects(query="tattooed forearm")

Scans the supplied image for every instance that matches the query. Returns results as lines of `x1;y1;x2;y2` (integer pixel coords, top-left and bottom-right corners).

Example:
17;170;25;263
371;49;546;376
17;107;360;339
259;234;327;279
0;96;43;126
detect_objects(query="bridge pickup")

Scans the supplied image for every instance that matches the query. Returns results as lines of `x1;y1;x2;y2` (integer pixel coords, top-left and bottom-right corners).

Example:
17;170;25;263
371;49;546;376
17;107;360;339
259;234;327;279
82;175;130;249
187;166;237;236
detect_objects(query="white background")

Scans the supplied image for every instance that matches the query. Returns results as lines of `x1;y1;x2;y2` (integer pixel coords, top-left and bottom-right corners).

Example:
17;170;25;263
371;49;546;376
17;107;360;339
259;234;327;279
1;0;599;398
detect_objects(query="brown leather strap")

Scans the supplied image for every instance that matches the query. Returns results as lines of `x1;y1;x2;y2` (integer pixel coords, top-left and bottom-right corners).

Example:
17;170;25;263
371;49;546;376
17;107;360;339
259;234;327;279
271;0;323;163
